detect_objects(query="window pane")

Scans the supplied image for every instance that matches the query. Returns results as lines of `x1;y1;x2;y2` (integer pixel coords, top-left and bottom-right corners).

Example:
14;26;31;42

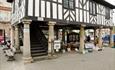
64;0;69;8
69;0;74;9
69;1;74;9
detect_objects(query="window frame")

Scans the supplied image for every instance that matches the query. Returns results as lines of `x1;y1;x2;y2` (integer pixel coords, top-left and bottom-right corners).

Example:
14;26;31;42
89;1;97;16
105;7;110;19
63;0;75;10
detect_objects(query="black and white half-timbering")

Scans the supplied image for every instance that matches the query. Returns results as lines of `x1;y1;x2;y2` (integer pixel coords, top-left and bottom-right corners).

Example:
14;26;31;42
7;0;115;26
7;0;115;63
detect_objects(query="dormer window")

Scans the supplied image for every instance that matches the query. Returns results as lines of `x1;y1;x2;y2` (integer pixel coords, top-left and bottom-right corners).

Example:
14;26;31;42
63;0;75;9
89;1;97;15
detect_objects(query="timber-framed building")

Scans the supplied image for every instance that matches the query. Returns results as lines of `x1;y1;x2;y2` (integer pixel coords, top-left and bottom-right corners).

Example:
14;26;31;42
7;0;115;63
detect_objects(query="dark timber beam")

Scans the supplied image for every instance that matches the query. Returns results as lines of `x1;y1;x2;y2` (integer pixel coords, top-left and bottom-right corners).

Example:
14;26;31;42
7;0;13;3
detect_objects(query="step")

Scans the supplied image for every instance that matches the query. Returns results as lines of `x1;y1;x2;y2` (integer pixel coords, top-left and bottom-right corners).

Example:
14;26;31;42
31;50;47;54
31;41;41;43
31;47;47;50
33;55;48;61
31;41;47;44
31;44;43;47
31;52;48;57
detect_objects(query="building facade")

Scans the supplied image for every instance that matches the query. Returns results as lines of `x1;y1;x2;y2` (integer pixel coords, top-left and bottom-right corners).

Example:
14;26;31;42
7;0;115;63
0;2;11;40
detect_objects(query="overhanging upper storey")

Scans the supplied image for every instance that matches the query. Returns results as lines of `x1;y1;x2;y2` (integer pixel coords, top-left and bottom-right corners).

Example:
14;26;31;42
92;0;115;9
9;0;115;27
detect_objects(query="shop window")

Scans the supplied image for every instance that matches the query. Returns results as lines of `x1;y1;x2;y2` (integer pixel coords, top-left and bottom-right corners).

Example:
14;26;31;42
63;0;75;9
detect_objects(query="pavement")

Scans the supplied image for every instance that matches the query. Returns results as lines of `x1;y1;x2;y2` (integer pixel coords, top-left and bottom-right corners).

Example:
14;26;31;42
0;46;115;70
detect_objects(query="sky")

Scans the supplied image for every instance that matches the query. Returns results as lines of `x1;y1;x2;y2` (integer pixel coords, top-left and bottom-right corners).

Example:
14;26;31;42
105;0;115;5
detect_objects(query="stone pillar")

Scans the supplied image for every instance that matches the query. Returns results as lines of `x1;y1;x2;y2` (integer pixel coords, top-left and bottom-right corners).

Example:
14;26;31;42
22;20;33;63
110;27;114;47
98;27;103;48
79;24;85;54
15;25;20;52
48;21;56;56
10;26;15;48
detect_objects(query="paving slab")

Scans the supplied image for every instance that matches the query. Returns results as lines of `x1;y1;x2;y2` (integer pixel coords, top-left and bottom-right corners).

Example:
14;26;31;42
0;46;115;70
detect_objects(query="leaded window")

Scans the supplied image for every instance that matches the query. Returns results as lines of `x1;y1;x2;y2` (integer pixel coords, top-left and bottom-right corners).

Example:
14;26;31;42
63;0;75;9
105;8;110;19
89;1;97;15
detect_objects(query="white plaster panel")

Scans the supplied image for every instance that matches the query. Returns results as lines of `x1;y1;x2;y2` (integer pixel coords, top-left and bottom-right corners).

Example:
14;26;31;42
84;11;86;22
70;11;75;21
58;0;62;3
83;0;86;4
80;10;82;22
41;1;45;17
66;17;69;21
64;9;67;13
28;0;33;16
80;0;82;3
53;3;57;19
84;5;87;10
87;1;89;10
102;16;104;25
58;5;62;19
53;0;57;2
97;4;99;14
76;9;78;21
64;11;69;19
70;17;72;21
35;0;39;17
87;12;89;23
97;15;100;24
80;3;82;9
76;0;79;7
46;2;51;18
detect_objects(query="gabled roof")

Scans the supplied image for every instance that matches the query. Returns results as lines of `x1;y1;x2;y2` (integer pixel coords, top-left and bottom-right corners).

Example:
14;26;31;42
93;0;115;9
